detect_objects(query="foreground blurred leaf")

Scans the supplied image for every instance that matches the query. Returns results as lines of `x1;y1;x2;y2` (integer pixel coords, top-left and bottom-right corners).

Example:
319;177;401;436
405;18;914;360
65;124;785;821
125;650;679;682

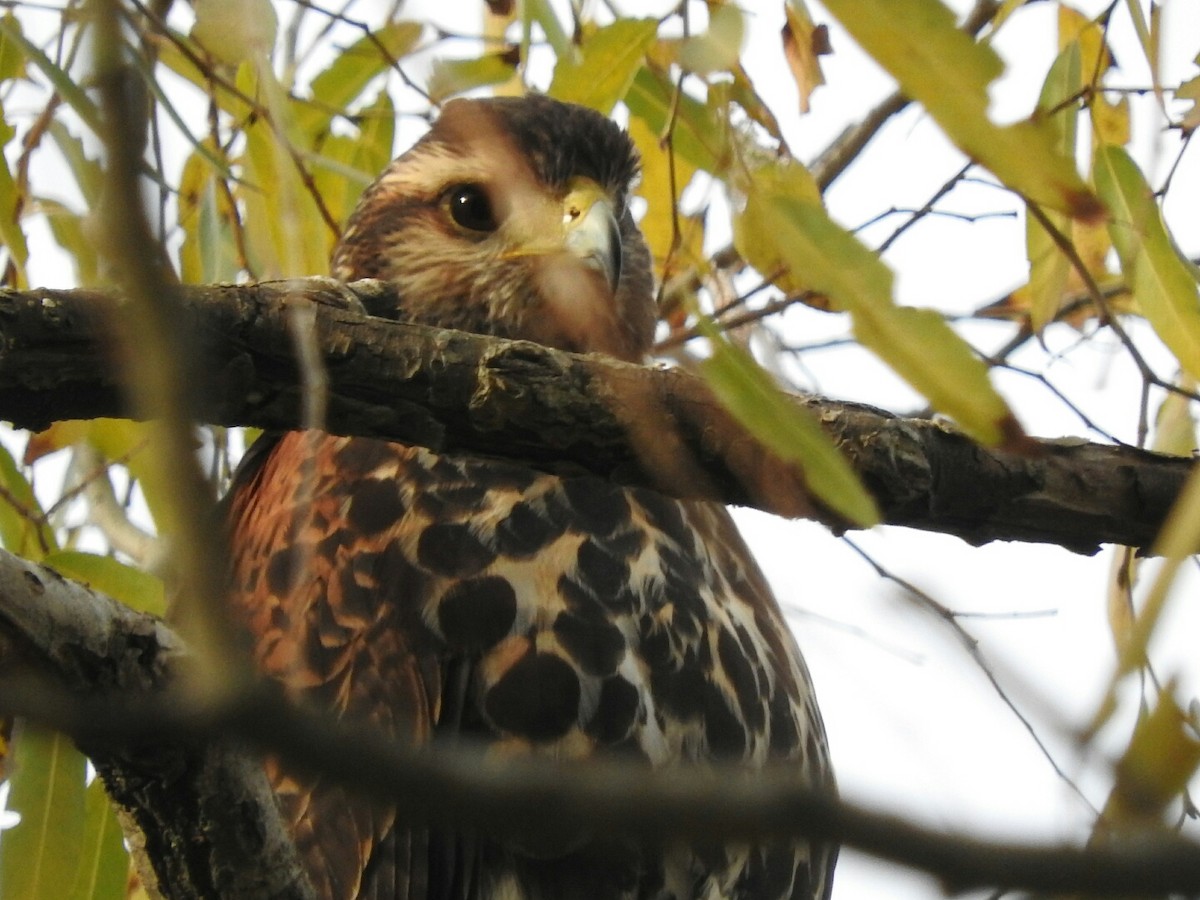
736;169;1020;446
549;18;657;113
1094;144;1200;379
0;724;86;900
68;781;127;900
822;0;1101;220
701;332;878;526
1100;685;1200;830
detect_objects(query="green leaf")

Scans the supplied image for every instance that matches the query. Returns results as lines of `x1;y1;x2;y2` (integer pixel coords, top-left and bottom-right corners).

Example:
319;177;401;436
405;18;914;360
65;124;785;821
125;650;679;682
69;781;128;900
736;176;1019;445
821;0;1102;220
1025;41;1081;333
625;67;729;174
1094;144;1200;379
0;13;27;82
44;550;166;616
0;441;55;560
700;333;877;526
297;22;421;138
311;90;395;229
549;19;658;114
0;100;28;287
428;52;518;104
0;724;87;900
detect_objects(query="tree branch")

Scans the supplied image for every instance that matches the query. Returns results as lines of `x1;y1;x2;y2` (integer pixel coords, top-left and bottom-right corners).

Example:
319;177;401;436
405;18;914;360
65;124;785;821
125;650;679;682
0;547;313;900
0;280;1187;553
3;546;1200;898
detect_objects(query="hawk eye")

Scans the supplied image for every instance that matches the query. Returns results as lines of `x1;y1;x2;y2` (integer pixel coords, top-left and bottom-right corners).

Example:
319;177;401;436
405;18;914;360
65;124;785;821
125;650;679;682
445;184;497;233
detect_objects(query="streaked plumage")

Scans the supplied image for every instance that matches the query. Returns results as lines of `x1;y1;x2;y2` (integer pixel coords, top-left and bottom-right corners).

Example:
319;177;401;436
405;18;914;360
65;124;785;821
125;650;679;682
225;94;836;900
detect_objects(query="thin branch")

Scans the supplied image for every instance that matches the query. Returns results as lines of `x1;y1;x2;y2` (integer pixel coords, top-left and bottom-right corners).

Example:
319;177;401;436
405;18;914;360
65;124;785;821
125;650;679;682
3;545;1200;898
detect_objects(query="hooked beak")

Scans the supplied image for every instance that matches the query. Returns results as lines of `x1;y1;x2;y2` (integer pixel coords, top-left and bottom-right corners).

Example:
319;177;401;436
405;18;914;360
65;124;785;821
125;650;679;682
561;178;622;294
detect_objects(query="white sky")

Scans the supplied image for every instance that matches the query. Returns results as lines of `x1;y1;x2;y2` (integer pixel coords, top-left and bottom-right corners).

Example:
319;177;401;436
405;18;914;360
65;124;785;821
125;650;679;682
4;1;1200;898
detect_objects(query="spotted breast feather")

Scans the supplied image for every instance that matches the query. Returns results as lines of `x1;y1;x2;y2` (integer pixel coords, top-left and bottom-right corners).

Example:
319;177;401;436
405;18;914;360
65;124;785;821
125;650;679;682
224;93;836;900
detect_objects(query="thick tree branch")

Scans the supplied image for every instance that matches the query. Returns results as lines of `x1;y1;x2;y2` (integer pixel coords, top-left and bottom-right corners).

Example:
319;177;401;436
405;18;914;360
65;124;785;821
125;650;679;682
0;548;313;899
0;280;1189;552
3;546;1200;898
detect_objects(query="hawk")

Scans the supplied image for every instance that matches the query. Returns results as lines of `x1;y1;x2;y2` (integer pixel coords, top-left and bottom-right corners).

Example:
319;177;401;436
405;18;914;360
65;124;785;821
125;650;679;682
225;94;836;900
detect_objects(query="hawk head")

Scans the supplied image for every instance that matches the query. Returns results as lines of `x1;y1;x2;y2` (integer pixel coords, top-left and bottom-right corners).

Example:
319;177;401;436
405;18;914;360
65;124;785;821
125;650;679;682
333;94;656;362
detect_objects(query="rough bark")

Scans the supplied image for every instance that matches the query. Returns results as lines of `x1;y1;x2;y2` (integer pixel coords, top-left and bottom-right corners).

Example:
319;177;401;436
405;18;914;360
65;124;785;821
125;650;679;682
0;280;1188;553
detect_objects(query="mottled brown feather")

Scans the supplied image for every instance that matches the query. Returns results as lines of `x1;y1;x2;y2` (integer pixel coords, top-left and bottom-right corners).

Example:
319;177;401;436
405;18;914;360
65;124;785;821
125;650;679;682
225;95;835;900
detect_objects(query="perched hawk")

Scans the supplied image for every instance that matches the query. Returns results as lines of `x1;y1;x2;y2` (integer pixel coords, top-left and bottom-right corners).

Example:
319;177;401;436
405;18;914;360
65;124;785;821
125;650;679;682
225;94;836;900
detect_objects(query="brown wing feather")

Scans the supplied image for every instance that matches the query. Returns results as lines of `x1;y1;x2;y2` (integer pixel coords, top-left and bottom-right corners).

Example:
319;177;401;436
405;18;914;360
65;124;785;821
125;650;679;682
227;431;441;899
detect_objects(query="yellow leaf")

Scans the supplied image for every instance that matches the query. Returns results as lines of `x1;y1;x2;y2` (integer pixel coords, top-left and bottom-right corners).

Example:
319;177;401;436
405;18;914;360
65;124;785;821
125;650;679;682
1101;685;1200;829
1179;60;1200;135
781;0;828;114
1094;144;1200;379
1025;41;1080;332
821;0;1102;220
731;158;820;297
627;116;700;278
179;142;239;284
236;64;333;277
548;19;657;113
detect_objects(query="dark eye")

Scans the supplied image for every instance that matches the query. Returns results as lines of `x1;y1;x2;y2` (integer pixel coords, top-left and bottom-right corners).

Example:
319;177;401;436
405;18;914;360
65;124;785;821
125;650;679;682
445;184;497;232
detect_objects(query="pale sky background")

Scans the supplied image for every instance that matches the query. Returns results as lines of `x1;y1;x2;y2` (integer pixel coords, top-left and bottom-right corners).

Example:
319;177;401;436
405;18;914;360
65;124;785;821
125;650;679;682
3;1;1200;898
